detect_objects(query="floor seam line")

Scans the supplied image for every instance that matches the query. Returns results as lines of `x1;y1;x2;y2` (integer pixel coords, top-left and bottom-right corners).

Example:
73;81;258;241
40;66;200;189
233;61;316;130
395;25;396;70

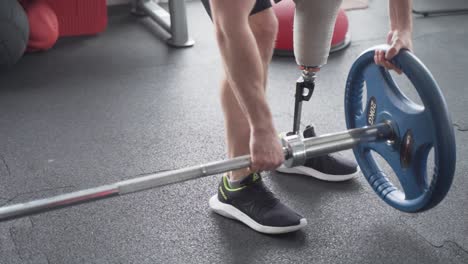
399;215;468;255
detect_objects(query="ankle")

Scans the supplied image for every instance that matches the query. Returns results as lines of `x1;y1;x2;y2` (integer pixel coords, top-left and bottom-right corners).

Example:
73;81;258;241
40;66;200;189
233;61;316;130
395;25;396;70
229;169;251;181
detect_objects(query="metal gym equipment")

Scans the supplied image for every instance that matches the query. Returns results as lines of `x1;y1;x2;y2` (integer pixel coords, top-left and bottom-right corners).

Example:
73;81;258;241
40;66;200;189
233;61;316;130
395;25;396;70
0;45;456;221
131;0;194;47
413;0;468;16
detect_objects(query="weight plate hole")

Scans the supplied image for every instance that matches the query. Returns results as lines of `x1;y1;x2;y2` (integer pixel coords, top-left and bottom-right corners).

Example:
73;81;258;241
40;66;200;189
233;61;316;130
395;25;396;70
425;147;435;189
388;71;424;109
370;150;403;191
361;81;368;114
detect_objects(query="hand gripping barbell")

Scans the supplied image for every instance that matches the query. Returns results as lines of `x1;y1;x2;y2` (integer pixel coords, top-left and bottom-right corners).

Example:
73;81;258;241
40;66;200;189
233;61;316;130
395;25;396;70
0;46;456;221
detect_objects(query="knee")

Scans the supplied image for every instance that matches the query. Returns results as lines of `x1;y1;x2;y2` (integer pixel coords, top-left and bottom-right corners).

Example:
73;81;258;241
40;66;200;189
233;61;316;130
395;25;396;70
251;12;278;44
212;9;250;46
211;0;250;29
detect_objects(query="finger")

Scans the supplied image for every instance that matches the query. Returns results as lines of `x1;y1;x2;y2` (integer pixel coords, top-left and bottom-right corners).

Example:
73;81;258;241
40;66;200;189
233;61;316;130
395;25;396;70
375;50;383;66
385;47;398;60
257;158;269;172
278;156;285;166
385;42;401;60
268;161;280;171
262;157;280;171
250;157;260;172
259;159;268;172
392;64;403;74
375;50;402;74
386;31;394;44
380;59;394;69
265;157;278;171
381;60;403;74
377;50;386;66
379;50;386;64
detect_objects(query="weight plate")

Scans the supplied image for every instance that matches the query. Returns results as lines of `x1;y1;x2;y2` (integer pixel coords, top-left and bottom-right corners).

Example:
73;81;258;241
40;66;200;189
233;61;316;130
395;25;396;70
344;45;456;212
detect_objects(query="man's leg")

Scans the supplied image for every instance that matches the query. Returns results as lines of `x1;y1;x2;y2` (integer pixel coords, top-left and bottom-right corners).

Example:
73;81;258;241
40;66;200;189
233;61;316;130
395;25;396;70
221;7;279;180
205;0;306;234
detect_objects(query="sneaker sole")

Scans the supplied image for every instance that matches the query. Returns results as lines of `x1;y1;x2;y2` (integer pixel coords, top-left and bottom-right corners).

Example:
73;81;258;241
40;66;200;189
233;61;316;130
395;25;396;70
276;165;360;182
209;195;307;235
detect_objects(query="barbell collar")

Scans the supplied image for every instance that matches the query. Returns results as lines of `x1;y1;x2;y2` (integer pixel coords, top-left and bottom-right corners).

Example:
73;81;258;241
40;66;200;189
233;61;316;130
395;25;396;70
282;134;307;168
282;122;394;168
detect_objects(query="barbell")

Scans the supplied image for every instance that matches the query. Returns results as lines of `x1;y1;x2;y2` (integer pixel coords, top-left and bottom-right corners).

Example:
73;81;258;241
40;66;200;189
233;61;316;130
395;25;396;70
0;46;456;221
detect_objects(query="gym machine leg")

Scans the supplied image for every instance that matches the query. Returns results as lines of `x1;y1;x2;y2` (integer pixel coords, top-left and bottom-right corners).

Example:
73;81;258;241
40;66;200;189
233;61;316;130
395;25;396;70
131;0;195;47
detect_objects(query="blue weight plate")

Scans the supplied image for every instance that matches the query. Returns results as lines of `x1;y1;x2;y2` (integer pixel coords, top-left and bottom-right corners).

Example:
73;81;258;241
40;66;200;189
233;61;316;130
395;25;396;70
344;45;456;212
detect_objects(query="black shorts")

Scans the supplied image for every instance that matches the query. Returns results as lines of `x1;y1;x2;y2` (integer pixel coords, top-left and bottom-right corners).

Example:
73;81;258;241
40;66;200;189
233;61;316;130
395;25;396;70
201;0;281;18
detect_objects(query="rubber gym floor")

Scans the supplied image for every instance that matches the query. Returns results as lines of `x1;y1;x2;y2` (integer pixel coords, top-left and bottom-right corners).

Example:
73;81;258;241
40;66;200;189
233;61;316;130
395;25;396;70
1;1;467;263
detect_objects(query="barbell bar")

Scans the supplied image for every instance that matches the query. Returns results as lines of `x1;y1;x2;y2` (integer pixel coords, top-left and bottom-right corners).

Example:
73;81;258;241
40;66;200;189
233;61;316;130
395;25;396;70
0;123;392;221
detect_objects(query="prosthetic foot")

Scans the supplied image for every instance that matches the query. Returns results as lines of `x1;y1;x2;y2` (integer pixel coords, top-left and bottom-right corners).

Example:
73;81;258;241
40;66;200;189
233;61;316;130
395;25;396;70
277;126;359;181
277;70;358;181
276;0;358;181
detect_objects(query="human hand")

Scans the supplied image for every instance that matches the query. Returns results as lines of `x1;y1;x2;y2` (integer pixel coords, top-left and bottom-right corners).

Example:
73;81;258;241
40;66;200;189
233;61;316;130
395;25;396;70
249;127;285;172
374;29;413;74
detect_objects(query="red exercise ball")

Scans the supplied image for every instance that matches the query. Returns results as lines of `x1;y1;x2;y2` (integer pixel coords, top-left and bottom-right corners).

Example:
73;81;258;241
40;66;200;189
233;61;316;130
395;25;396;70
331;8;350;52
21;0;59;52
273;0;351;55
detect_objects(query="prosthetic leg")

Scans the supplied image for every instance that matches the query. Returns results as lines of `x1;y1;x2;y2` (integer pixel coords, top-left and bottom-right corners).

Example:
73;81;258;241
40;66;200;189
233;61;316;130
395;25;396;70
277;0;359;181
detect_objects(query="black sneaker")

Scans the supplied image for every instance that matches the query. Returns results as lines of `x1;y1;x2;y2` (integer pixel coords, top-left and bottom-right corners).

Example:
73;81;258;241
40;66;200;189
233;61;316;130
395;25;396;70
277;126;359;181
209;173;307;234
